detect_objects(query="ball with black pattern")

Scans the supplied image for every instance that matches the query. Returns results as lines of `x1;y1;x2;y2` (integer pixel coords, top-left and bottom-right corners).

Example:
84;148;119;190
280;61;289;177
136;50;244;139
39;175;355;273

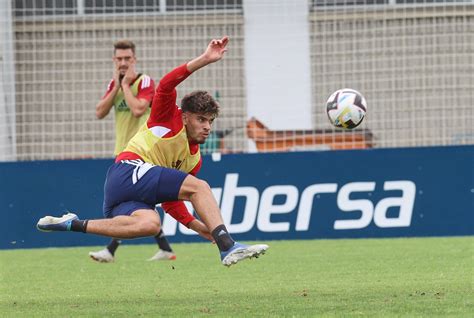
326;88;367;129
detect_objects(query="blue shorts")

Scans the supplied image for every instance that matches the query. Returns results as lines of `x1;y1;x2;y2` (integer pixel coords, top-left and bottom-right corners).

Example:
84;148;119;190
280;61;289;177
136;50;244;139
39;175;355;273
103;159;188;218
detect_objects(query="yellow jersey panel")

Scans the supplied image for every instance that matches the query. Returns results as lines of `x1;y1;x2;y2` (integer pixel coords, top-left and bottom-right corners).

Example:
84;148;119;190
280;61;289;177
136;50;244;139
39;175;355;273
124;125;201;173
113;74;152;155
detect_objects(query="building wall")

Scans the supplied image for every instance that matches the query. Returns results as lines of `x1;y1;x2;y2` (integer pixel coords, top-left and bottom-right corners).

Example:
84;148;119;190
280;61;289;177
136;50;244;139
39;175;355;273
14;14;246;160
12;5;474;160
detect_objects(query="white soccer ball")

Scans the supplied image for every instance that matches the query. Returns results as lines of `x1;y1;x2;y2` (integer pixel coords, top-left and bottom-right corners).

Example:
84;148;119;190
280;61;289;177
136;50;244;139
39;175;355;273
326;88;367;129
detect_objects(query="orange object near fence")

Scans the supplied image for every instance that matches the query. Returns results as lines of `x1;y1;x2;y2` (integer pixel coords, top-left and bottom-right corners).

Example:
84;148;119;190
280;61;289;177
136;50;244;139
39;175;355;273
246;118;373;152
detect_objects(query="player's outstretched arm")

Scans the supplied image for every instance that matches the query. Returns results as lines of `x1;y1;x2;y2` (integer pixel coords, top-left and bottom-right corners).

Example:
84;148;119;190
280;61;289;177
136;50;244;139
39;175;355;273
187;36;229;73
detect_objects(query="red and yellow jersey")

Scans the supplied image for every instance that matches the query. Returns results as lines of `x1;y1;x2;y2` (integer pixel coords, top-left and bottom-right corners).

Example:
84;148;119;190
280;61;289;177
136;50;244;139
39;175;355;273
116;64;202;226
103;74;154;155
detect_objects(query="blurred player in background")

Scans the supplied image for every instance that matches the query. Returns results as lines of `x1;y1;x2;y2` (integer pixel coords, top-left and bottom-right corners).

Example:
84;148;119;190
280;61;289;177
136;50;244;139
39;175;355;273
90;39;176;263
37;36;268;267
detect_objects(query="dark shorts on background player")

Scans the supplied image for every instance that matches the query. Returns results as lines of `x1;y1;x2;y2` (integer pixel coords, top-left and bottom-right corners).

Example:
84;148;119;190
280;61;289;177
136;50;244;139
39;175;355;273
103;160;188;218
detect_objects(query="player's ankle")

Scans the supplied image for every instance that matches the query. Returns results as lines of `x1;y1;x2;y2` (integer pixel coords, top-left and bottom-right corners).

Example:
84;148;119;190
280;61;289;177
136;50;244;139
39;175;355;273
211;224;235;252
70;219;88;233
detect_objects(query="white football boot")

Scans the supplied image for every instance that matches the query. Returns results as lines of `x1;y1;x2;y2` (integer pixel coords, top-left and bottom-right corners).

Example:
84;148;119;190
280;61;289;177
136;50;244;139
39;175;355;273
221;243;269;267
148;249;176;261
89;248;115;263
37;212;78;232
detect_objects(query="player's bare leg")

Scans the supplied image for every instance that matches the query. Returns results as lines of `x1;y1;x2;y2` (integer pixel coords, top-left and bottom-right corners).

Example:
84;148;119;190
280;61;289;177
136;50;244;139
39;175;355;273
87;209;160;238
178;176;224;230
178;174;268;266
37;209;161;239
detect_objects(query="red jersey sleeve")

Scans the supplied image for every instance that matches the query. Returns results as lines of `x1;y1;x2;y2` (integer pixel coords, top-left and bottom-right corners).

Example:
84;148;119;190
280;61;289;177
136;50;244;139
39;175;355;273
149;64;192;124
162;201;195;228
136;75;155;102
102;79;115;99
188;157;202;176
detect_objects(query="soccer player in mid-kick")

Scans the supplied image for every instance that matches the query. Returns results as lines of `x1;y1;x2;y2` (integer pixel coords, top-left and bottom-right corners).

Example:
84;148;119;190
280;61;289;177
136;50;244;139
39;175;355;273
37;36;268;266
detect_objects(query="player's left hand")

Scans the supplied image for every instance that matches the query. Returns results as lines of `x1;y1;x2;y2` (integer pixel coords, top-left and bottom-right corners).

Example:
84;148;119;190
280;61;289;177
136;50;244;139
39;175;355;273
203;36;229;63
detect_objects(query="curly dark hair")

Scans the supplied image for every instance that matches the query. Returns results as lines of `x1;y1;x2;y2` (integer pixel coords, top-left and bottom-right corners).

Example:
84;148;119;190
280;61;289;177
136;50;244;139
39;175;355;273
181;91;220;118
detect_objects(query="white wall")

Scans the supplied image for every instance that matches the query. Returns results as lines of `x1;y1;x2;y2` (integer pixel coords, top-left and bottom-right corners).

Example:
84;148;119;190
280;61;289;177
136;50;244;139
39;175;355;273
243;0;313;130
0;0;16;161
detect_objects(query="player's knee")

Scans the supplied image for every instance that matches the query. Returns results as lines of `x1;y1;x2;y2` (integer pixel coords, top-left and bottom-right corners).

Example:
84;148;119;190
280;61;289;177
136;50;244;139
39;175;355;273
138;221;160;237
180;176;212;201
189;179;212;200
196;179;211;194
135;215;160;236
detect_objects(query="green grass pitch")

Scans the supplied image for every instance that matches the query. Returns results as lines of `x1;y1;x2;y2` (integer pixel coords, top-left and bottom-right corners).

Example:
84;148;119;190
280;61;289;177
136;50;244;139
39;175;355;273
0;237;472;317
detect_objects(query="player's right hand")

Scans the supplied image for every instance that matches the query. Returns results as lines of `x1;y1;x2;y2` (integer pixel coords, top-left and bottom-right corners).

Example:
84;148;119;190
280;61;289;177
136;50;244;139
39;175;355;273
113;67;121;87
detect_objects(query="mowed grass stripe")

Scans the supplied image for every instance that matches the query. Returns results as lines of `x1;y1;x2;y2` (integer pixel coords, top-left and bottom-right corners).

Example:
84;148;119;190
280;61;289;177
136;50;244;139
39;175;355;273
0;237;472;317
